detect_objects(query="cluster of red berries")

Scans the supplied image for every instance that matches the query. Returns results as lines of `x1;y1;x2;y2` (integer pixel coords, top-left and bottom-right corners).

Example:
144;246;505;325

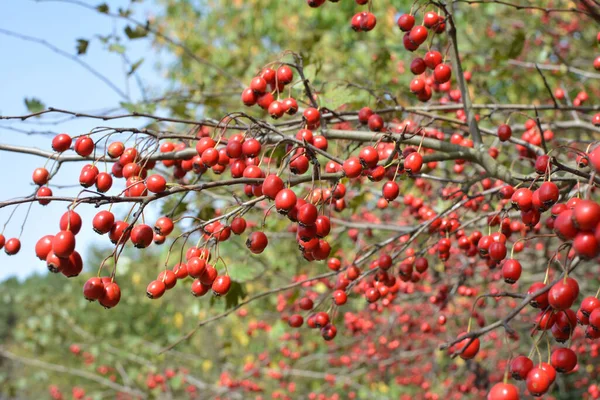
398;11;451;102
305;0;376;32
241;66;298;119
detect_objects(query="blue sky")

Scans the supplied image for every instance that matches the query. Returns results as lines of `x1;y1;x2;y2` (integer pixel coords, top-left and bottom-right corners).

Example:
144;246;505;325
0;0;167;280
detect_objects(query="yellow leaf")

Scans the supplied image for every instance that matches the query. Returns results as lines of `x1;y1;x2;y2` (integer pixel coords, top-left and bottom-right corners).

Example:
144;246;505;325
202;359;213;372
173;312;184;329
132;272;141;285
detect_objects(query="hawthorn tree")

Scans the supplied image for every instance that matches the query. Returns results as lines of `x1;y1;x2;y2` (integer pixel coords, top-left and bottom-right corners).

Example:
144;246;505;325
2;0;600;399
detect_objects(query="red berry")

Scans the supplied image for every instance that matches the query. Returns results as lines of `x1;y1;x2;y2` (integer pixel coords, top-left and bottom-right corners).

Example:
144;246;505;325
99;282;121;309
246;231;268;254
83;277;105;301
397;14;415;32
52;230;76;258
93;210;115;235
146;280;166;299
131;224;154;248
212;275;231;296
52;133;72;152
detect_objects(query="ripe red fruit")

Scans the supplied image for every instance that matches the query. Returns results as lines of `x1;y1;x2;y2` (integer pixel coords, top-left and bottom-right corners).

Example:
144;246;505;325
526;367;551;397
359;12;376;31
36;186;52;205
551;347;577;373
397;14;415;31
60;210;82;235
107;142;125;158
553;210;578;240
288;314;303;327
282;97;298;115
131;224;154;249
74;136;94;157
538;182;558;207
410;78;426;94
99;282;121;309
212;275;231;296
297;203;318;226
257;92;275;109
268;101;285;119
199;264;217;285
424;50;442;69
276;65;294;85
410;57;427;75
528;282;549;309
93;210;115;235
246;231;268;254
382;181;400;201
4;237;21;255
275;189;297;214
510;355;534;380
409;25;428;46
487;383;519;400
423;11;439;28
32;167;50;185
83;277;105;301
572;199;600;231
241;88;257;106
35;235;54;261
109;220;130;245
303;107;321;126
195;137;216;156
79;164;99;188
433;64;452;84
315;216;331;238
187;257;207;279
548;277;579;310
146;174;167;193
146;280;166;299
95;172;112;193
404;152;423;174
367;114;384;131
488;241;507;261
191;279;211;297
332;290;347;305
455;334;480;359
359;146;379;168
52;230;76;258
573;231;599;259
497;124;512;141
230;217;247;235
242;138;261;158
343;157;363;178
52;133;72;152
511;188;533;211
580;296;600;317
502;259;522;283
250;76;267;94
262;175;285;199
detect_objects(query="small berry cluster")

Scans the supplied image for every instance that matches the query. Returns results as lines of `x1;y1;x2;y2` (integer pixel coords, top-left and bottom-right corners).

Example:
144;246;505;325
241;66;298;119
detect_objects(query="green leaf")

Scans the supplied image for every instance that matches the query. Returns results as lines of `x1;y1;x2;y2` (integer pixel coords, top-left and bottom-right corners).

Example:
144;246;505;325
128;58;144;75
124;25;148;40
96;3;109;13
321;85;356;111
224;281;246;310
24;98;45;113
76;39;89;55
348;192;367;212
506;30;526;59
108;43;126;54
119;102;136;112
118;7;133;17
